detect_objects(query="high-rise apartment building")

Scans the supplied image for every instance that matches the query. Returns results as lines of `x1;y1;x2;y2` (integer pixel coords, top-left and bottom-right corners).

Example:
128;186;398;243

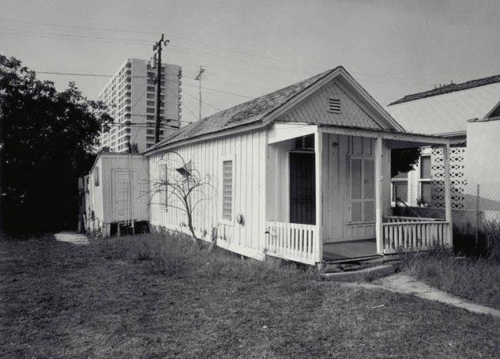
98;58;182;153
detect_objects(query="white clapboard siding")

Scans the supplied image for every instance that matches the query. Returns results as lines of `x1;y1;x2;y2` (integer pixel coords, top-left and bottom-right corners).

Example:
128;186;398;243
148;130;268;260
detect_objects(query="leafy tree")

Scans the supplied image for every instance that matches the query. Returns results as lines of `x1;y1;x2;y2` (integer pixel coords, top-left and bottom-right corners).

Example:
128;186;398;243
0;55;113;233
391;147;422;177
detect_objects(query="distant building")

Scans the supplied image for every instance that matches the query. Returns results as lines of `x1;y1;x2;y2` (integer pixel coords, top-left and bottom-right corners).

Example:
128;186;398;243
98;58;182;153
386;74;500;214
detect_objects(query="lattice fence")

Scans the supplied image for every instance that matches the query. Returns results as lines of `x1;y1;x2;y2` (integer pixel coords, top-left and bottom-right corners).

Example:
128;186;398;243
430;146;467;209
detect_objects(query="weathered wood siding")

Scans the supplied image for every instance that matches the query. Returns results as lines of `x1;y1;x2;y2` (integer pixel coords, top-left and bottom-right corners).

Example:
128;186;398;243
148;130;268;260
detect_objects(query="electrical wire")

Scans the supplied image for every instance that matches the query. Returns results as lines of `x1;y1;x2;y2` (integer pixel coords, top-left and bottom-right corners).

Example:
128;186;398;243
182;88;222;112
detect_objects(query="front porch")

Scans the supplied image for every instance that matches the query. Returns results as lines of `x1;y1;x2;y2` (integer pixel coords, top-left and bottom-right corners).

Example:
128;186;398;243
265;124;453;266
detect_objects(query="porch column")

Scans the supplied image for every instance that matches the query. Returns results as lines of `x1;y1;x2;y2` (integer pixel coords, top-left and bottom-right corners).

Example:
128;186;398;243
314;130;323;264
374;137;384;255
443;143;453;247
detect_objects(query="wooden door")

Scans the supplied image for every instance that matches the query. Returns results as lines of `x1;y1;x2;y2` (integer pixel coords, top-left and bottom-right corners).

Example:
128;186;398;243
289;152;315;224
114;171;132;221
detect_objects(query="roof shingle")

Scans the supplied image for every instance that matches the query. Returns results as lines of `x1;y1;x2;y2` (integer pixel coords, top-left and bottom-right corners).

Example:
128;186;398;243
148;69;333;150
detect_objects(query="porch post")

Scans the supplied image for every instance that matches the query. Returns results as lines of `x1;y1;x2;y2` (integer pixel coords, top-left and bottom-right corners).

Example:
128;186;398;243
374;137;384;255
314;129;323;264
443;143;453;247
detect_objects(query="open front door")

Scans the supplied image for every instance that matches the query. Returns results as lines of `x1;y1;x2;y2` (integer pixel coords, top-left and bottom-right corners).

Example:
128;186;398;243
289;152;315;224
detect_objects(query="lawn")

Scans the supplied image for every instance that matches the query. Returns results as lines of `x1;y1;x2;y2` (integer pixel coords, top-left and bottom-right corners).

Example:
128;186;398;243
1;233;500;358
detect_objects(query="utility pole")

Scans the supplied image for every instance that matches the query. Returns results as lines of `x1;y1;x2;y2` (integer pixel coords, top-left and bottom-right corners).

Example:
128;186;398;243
153;34;169;143
195;66;205;121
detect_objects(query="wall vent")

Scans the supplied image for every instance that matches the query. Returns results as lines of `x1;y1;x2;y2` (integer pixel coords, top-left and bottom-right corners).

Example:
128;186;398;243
328;98;341;114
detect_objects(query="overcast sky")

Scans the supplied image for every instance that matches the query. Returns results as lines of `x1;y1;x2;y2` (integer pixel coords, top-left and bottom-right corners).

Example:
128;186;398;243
1;0;499;124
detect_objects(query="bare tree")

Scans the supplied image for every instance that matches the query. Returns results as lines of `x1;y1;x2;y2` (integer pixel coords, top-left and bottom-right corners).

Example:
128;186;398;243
147;151;216;246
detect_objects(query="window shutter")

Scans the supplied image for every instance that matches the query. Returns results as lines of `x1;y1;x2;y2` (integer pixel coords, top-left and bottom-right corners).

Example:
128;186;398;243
222;160;233;220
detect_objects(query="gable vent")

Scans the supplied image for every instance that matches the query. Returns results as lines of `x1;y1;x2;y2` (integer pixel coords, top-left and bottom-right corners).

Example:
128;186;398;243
328;98;341;114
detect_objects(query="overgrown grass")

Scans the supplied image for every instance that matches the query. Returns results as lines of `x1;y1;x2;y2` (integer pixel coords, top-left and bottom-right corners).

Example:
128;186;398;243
454;220;500;260
2;233;500;358
403;247;500;310
105;231;314;283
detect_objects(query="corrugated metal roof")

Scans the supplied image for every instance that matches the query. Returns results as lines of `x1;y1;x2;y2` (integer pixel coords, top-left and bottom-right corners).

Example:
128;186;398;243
386;82;500;136
148;69;334;151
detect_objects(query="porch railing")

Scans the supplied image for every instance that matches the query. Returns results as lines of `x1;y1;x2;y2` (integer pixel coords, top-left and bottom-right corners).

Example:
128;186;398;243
384;216;441;223
382;220;450;254
266;221;319;265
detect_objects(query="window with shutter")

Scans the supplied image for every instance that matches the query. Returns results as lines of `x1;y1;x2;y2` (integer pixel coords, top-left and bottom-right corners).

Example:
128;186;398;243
350;156;375;223
222;160;233;221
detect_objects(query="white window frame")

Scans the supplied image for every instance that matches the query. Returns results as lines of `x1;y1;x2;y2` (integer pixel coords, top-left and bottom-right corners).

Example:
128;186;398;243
391;174;409;206
418;154;432;205
220;155;235;224
349;155;375;224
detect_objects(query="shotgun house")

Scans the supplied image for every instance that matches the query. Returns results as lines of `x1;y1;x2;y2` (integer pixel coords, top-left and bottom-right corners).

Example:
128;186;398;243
145;66;453;266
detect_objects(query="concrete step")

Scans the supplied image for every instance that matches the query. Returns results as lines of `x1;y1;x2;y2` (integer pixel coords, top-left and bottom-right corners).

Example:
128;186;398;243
320;264;395;282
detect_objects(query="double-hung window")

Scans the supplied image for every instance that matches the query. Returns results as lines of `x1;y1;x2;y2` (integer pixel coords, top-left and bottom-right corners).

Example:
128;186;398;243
419;155;431;205
391;171;408;204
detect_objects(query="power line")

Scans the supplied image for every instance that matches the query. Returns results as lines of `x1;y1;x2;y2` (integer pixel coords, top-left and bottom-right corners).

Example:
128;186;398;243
182;88;221;112
1;21;442;85
165;84;199;122
0;28;152;47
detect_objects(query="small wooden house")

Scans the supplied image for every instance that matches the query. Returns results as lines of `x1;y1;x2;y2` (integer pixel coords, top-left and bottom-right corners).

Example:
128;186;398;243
144;66;454;266
83;153;149;236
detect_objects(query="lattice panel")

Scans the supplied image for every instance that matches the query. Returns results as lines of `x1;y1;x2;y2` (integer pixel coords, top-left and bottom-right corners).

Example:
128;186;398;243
430;146;467;209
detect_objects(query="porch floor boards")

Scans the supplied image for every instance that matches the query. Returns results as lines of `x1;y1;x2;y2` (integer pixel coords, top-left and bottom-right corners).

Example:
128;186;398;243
323;239;377;261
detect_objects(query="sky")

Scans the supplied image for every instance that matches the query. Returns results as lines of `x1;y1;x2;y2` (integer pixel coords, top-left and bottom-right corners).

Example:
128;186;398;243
1;0;499;124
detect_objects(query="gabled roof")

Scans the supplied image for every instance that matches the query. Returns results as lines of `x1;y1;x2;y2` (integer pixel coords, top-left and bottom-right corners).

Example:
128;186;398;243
386;75;500;136
145;66;404;154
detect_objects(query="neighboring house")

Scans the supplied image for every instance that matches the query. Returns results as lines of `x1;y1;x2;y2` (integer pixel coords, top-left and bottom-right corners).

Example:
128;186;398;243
386;74;500;215
141;66;453;266
82;153;149;236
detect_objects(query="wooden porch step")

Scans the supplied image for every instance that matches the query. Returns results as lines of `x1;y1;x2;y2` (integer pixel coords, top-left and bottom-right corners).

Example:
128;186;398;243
323;254;383;265
322;255;386;274
320;264;395;282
